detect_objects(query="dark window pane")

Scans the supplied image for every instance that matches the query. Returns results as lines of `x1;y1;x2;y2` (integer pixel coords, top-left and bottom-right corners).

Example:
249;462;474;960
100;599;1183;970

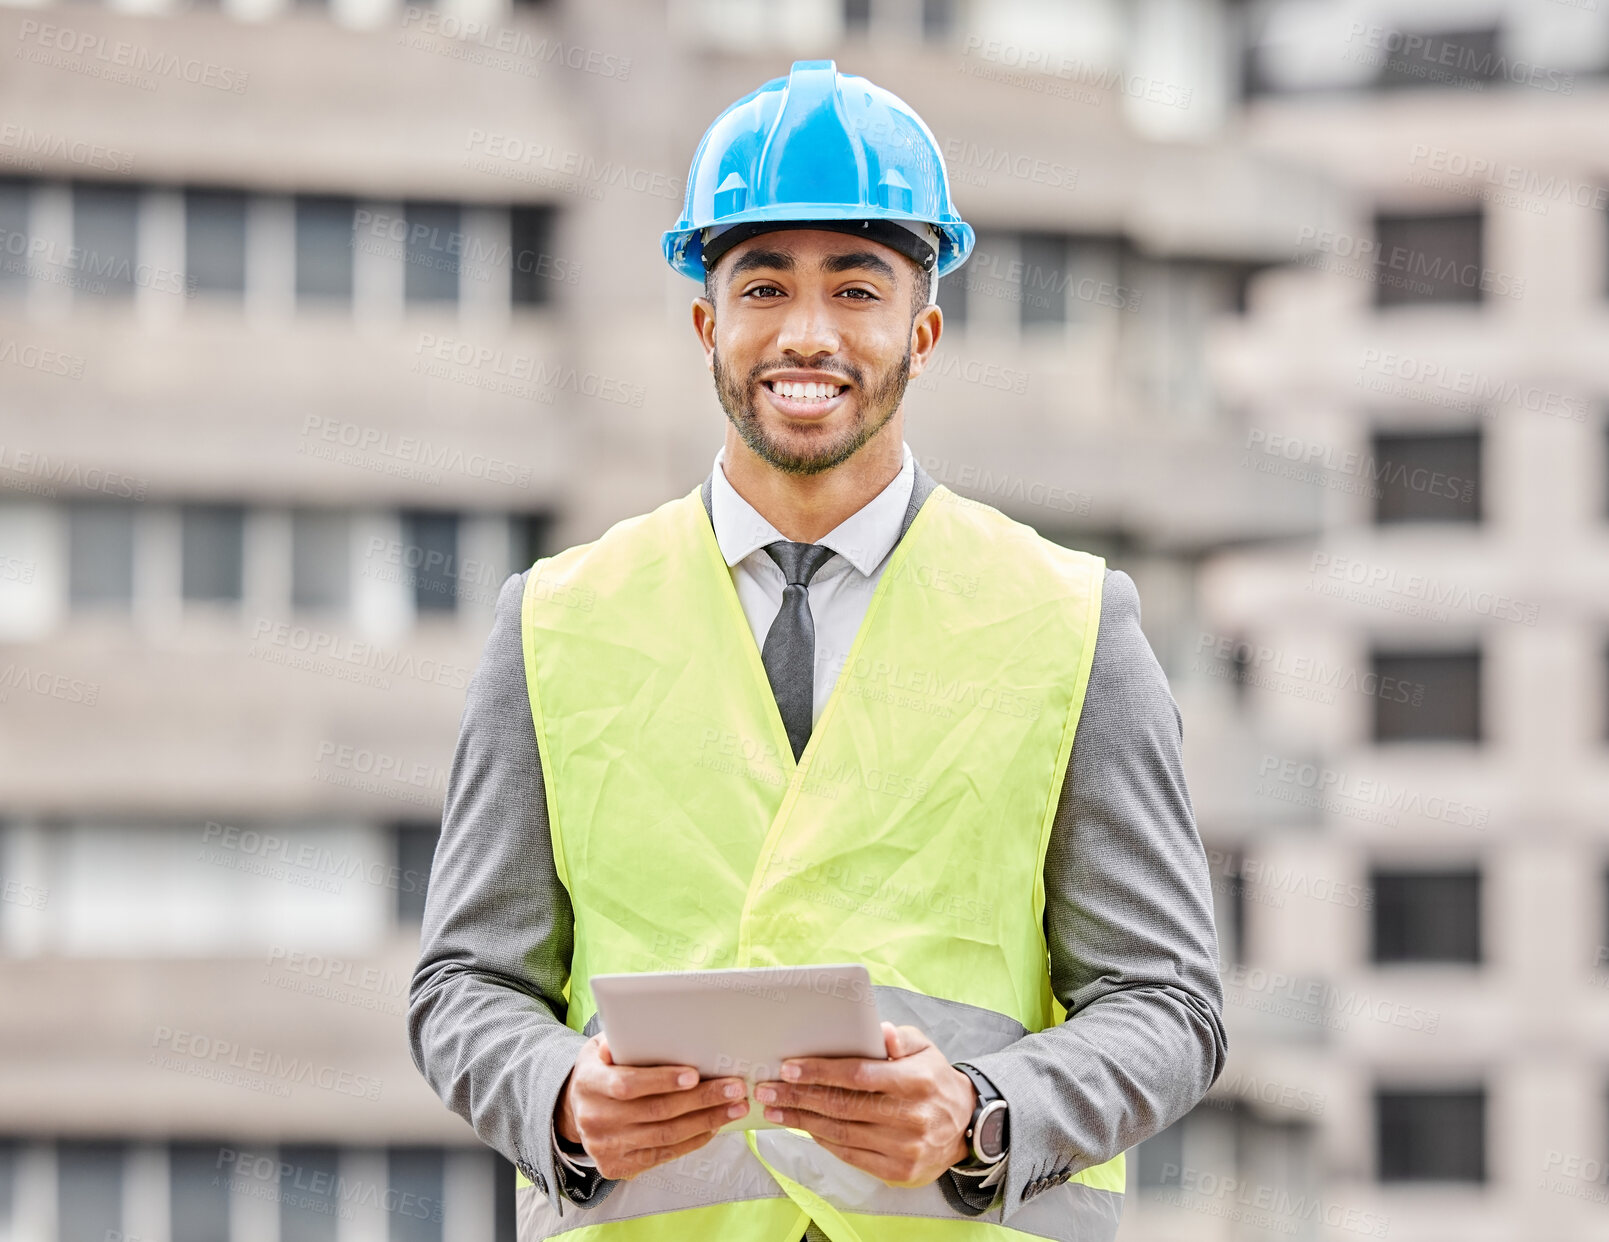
1372;650;1481;742
0;177;28;292
1375;28;1500;91
510;206;559;307
292;510;350;612
510;513;555;574
1371;430;1481;523
1208;848;1245;966
68;501;135;609
279;1145;339;1242
0;1138;14;1230
843;0;870;33
73;182;140;301
182;503;245;603
401;510;459;613
296;195;355;303
935;265;966;331
1377;1088;1485;1181
921;0;954;39
394;822;439;924
1135;1119;1184;1189
185;188;247;296
1374;211;1484;307
171;1143;231;1242
388;1148;444;1242
57;1140;123;1242
405;201;461;304
1018;233;1068;328
1371;869;1481;963
493;1155;516;1242
1604;640;1609;742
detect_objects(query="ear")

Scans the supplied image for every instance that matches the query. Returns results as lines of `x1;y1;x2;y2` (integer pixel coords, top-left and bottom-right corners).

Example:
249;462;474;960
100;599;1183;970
691;297;717;369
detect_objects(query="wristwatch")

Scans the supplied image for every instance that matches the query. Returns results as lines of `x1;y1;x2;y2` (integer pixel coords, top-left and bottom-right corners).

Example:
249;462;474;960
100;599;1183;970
950;1062;1009;1170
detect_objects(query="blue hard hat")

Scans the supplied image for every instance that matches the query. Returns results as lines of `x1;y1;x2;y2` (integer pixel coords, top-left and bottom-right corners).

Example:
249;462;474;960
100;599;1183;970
663;59;976;282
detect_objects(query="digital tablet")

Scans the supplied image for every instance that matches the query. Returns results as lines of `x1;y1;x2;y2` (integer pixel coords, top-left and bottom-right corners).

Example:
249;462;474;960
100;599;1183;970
590;962;886;1131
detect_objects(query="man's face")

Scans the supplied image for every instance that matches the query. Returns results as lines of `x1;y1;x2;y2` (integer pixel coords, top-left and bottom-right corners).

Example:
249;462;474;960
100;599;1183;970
693;229;939;477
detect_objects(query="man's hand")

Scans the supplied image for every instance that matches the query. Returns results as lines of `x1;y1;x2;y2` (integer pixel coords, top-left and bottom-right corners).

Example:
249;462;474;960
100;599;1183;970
555;1033;750;1180
753;1021;978;1188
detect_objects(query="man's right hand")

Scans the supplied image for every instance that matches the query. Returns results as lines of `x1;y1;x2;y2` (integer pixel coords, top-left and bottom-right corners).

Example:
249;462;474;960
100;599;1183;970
555;1033;751;1180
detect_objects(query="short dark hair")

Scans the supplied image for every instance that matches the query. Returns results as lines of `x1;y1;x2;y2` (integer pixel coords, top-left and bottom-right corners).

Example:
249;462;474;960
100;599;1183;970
705;252;932;320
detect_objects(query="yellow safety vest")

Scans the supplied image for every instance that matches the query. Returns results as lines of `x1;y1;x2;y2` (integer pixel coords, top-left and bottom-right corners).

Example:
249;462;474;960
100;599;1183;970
515;481;1123;1241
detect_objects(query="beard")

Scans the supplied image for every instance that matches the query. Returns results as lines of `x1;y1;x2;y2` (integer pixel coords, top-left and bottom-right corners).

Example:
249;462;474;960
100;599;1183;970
711;339;912;477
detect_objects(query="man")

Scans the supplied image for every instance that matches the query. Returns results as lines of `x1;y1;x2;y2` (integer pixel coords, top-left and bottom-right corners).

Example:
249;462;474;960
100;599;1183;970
409;60;1225;1242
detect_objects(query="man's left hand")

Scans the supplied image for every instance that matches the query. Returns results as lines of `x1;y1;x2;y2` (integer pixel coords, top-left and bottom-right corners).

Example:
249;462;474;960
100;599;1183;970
753;1021;978;1188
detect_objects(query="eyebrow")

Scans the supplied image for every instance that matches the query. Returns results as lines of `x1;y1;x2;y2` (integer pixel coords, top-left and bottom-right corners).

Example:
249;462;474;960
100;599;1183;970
726;247;899;285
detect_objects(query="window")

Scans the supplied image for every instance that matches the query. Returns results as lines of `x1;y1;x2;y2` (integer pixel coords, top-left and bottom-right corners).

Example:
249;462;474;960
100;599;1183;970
1371;868;1481;964
181;504;245;603
401;510;459;613
296;195;356;304
1017;233;1070;329
388;1148;445;1242
1375;28;1500;92
1372;429;1481;523
0;1139;14;1236
1376;1088;1485;1181
934;266;966;331
405;201;461;304
57;1140;123;1241
171;1142;231;1242
394;822;439;924
921;0;954;40
1372;649;1481;743
510;205;558;308
842;0;870;34
1373;211;1484;307
68;502;135;610
510;513;555;575
1134;1117;1184;1190
1208;847;1246;966
185;188;248;296
279;1144;339;1242
292;510;351;612
0;177;27;294
494;1155;517;1242
73;182;140;302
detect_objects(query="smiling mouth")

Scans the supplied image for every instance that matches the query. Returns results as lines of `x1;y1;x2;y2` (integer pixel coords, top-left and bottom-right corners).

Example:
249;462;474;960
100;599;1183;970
762;379;851;403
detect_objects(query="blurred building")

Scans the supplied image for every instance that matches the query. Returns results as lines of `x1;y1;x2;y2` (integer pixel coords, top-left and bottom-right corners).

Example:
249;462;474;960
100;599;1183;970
0;0;1602;1239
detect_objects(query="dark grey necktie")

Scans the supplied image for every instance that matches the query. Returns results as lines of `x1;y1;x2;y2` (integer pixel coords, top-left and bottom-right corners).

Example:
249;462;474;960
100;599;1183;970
761;540;836;762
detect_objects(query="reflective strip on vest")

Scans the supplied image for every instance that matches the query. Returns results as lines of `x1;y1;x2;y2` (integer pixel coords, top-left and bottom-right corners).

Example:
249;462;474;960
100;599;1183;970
517;483;1121;1240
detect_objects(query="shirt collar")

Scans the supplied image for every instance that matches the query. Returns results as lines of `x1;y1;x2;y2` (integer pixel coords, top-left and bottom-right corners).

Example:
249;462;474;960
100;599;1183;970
710;441;915;577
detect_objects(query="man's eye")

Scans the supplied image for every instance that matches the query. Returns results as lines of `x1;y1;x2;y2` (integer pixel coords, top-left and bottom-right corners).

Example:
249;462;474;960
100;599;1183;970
744;284;783;298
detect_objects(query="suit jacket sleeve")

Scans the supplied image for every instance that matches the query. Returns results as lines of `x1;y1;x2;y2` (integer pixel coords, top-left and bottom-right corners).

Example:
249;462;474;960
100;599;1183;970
955;566;1228;1223
407;570;622;1215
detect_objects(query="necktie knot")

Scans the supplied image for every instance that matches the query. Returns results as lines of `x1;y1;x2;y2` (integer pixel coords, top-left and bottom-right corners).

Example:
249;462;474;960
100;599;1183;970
764;540;836;589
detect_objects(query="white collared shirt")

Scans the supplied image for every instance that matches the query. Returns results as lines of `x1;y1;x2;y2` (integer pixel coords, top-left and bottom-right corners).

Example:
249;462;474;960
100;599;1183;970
709;439;916;727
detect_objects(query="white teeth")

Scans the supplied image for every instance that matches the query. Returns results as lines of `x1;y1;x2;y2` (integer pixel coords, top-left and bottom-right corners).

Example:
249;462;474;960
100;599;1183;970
772;381;843;400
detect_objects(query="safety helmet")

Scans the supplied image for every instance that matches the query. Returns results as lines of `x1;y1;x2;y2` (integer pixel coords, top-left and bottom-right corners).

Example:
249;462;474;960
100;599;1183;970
663;59;976;283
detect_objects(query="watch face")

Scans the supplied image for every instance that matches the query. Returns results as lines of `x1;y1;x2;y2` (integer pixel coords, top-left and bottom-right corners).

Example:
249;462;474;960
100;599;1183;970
978;1102;1008;1160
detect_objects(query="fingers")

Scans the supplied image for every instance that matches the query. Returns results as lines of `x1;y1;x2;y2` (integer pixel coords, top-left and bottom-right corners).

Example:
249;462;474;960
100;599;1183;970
880;1022;931;1059
606;1127;723;1181
756;1079;908;1124
592;1100;745;1180
595;1061;706;1102
775;1025;931;1094
617;1098;750;1153
771;1053;897;1095
757;1104;891;1153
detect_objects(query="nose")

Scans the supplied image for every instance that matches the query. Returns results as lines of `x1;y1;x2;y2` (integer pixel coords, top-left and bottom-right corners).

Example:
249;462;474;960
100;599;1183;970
775;291;841;362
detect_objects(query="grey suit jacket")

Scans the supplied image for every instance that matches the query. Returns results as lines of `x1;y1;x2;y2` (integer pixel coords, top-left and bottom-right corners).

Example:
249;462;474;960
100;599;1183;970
407;458;1227;1225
